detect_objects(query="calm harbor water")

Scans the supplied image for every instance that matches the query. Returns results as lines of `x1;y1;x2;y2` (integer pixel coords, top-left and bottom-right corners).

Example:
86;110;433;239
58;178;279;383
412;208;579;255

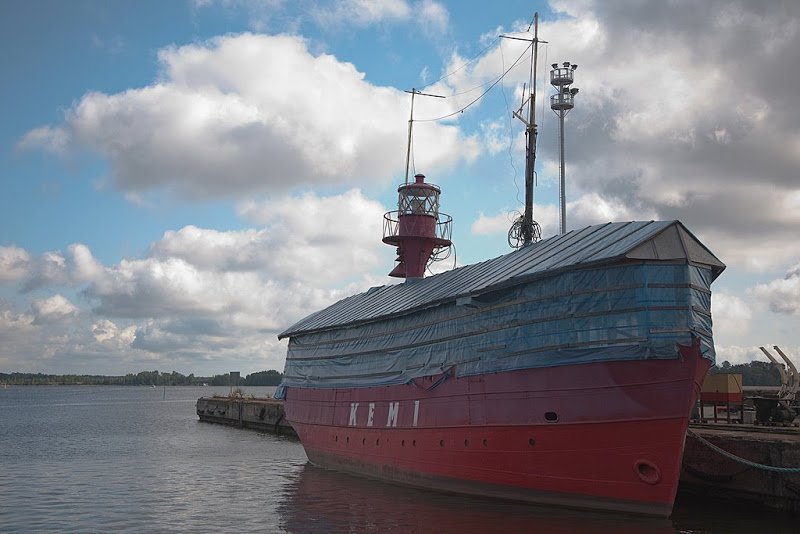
0;386;795;533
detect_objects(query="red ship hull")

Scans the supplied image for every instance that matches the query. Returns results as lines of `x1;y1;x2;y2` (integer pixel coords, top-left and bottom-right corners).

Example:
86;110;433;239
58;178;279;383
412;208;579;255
284;340;710;517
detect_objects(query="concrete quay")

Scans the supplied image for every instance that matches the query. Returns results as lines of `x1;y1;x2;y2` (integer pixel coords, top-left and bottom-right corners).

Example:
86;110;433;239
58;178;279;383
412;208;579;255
681;424;800;514
196;396;297;438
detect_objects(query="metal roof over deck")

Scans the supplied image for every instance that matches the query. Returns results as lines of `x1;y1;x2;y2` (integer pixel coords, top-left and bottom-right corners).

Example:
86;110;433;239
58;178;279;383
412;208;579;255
278;220;725;339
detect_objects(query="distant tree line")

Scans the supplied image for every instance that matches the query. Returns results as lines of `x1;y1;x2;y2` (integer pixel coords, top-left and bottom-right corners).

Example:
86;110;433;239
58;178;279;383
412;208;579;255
0;369;283;386
709;360;782;386
3;362;783;387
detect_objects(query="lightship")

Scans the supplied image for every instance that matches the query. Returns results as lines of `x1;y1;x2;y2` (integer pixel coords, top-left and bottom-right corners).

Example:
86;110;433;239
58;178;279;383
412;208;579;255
276;14;724;517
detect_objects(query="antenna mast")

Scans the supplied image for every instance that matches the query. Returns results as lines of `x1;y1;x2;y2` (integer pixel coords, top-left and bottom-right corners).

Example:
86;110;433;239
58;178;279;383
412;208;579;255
504;12;544;246
404;88;445;184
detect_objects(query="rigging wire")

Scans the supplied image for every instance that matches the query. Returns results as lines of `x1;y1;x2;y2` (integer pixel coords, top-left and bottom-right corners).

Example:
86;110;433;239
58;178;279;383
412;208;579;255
415;40;533;123
426;36;500;86
411;141;416;176
499;38;522;207
535;42;548;163
426;242;458;275
448;76;508;98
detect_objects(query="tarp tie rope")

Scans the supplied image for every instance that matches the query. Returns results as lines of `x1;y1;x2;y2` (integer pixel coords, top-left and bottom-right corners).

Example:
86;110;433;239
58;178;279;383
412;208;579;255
687;429;800;473
427;366;454;391
412;366;454;391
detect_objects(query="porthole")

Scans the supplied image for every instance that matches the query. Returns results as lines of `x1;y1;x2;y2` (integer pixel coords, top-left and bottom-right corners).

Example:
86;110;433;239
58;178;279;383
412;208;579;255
528;438;536;446
412;440;417;447
482;439;488;447
401;440;405;447
544;411;559;423
362;438;366;445
376;438;380;446
634;460;661;485
439;439;445;448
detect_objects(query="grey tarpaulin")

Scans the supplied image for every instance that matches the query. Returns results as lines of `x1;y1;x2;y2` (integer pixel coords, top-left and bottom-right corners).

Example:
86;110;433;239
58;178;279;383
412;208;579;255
275;221;724;398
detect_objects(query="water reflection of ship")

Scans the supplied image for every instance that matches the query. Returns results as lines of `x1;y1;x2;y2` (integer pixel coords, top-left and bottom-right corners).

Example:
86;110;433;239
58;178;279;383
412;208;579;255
278;464;675;534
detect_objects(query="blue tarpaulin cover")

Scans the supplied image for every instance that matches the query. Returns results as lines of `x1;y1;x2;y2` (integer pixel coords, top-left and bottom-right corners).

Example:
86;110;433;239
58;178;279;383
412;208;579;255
276;221;724;397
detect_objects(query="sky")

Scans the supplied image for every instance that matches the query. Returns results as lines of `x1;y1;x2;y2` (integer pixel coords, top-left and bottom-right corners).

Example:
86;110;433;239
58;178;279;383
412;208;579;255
1;0;799;376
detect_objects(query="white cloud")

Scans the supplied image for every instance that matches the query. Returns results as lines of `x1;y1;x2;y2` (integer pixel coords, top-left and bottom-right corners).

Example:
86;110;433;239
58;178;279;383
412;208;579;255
565;193;657;232
544;1;800;269
0;246;31;283
417;0;449;36
433;0;800;271
17;126;69;154
0;304;34;334
711;291;753;339
31;295;79;325
70;243;105;283
92;319;134;344
90;33;125;55
21;33;475;199
471;210;516;236
86;243;389;335
0;189;402;373
750;263;800;316
162;189;390;282
10;0;800;373
313;0;411;27
191;0;286;32
480;119;509;155
193;0;449;35
470;205;558;238
470;195;652;241
82;255;350;335
20;244;107;292
23;251;68;291
0;303;36;369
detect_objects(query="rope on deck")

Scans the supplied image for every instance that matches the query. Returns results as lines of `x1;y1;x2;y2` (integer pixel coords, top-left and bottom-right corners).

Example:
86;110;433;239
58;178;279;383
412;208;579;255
687;429;800;473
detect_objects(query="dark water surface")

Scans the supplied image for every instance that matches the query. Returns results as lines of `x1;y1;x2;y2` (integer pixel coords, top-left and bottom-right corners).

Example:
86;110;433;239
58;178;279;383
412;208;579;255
0;386;794;532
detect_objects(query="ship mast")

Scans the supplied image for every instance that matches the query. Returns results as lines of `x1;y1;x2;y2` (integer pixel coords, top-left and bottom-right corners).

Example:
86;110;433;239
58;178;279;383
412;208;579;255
404;88;444;185
522;13;539;246
504;13;543;246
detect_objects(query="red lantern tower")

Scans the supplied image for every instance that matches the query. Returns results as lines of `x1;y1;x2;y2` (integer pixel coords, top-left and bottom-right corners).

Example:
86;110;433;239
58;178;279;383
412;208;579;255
382;174;452;279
